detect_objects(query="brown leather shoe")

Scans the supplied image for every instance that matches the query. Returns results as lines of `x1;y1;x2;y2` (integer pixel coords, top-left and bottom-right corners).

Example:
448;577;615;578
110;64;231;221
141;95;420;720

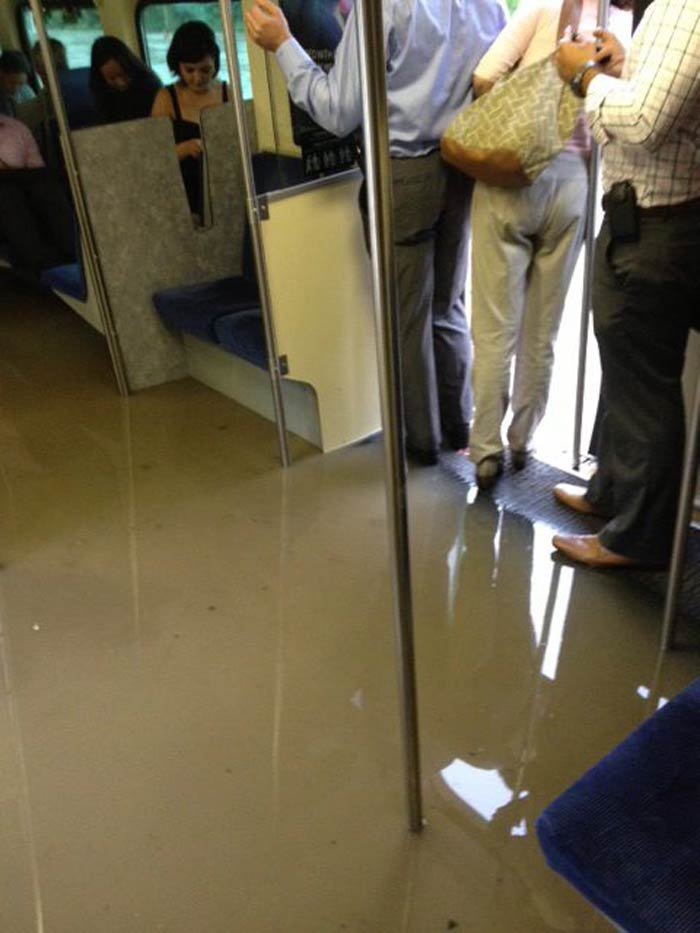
553;483;598;516
552;533;637;568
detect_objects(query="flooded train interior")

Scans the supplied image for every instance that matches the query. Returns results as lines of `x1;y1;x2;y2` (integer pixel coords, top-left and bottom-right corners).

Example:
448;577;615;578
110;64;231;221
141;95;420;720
0;0;698;929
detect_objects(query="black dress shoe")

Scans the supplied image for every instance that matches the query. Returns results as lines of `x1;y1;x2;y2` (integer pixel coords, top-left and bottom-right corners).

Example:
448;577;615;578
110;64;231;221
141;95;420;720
510;448;529;471
443;425;470;450
476;455;503;490
405;443;439;466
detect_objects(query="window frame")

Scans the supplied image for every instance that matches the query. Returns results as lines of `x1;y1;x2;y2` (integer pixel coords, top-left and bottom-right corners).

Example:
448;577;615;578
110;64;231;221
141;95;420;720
18;1;101;47
135;0;253;99
17;0;102;75
135;0;224;67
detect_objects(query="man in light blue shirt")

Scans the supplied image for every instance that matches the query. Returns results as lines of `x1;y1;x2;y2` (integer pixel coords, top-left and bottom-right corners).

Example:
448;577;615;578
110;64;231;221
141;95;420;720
247;0;505;464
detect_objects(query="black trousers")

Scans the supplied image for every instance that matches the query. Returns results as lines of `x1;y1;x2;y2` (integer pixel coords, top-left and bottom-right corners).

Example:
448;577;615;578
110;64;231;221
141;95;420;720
586;210;700;563
0;171;75;276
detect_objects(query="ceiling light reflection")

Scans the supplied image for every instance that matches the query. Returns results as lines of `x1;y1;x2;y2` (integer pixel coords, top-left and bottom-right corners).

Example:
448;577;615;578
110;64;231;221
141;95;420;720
541;566;574;682
440;758;514;822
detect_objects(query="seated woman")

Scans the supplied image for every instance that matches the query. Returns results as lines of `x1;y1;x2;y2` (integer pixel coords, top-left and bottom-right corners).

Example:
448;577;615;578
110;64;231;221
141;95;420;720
468;0;631;490
150;21;229;219
89;37;161;125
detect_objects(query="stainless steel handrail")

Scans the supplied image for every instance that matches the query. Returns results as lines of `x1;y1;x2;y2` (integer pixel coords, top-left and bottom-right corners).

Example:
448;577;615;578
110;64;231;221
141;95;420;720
262;167;360;204
572;0;610;470
660;373;700;651
218;0;291;467
27;0;129;397
355;0;423;832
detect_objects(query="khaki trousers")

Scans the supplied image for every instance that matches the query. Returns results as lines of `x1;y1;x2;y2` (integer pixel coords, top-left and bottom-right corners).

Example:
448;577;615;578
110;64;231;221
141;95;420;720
469;151;588;464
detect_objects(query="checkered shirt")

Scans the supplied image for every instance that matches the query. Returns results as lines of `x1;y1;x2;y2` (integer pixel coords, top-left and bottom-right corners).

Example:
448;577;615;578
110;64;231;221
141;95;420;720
586;0;700;207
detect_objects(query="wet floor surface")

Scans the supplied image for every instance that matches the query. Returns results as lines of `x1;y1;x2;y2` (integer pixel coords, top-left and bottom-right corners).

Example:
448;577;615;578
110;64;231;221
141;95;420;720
1;276;698;932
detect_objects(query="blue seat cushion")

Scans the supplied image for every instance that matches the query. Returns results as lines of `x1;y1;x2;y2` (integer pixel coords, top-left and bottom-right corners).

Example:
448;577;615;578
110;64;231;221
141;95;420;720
153;276;260;343
58;68;100;130
214;309;267;369
41;262;87;301
537;679;700;933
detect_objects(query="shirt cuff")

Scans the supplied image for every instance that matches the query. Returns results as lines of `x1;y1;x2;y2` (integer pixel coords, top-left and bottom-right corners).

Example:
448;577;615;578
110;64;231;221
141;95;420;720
584;72;618;146
275;37;313;80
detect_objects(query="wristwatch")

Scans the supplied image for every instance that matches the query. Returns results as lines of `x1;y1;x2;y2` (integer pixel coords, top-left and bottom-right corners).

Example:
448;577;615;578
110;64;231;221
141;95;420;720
570;59;598;99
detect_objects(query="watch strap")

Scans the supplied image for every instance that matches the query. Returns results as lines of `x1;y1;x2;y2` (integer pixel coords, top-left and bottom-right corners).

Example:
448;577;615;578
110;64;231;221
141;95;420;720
570;59;597;98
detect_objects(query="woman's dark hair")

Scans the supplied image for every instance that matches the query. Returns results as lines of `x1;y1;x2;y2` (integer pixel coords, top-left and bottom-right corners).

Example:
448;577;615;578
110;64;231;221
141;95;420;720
166;21;220;76
89;36;161;123
90;36;155;91
32;38;68;72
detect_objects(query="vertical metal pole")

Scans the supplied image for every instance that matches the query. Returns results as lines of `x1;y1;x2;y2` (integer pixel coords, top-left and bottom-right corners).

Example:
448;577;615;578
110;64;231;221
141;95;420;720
27;0;129;398
218;0;291;468
571;147;599;469
355;0;423;832
660;374;700;651
0;592;46;933
572;0;610;470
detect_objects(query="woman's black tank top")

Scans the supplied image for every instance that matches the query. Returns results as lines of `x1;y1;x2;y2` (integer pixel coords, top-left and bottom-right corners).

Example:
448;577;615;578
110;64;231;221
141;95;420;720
167;82;229;215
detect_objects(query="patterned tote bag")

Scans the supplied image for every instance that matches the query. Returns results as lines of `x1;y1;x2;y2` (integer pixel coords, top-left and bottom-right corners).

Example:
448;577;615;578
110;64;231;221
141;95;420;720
440;0;583;187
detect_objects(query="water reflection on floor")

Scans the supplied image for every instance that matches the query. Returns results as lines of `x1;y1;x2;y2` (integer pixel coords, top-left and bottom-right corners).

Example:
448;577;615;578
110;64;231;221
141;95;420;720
1;278;697;932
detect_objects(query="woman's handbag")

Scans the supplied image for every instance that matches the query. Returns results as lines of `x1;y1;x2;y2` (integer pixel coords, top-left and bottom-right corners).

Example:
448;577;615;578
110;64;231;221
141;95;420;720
440;0;583;188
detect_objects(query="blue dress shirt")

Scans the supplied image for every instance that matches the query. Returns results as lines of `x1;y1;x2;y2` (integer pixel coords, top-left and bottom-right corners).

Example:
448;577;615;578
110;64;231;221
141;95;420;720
276;0;506;157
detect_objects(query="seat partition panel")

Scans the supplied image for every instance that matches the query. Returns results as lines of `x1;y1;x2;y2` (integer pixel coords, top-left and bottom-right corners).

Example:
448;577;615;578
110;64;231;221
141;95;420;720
260;174;381;452
72;106;248;392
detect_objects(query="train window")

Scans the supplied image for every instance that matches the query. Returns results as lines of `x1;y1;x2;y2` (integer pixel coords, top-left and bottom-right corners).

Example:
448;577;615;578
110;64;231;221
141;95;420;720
21;3;103;69
138;2;252;100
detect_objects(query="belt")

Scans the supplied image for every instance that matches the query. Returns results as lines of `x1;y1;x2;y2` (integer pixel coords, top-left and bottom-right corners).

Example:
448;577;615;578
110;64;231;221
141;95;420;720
391;148;440;161
638;195;700;218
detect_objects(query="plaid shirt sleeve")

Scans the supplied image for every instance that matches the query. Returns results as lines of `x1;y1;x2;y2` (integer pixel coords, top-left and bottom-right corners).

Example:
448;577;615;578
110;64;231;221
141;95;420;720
586;0;700;151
